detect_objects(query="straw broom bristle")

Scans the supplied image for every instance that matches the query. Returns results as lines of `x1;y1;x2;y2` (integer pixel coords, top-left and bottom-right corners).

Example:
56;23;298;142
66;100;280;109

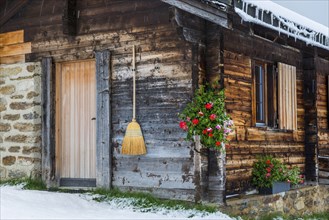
121;119;146;155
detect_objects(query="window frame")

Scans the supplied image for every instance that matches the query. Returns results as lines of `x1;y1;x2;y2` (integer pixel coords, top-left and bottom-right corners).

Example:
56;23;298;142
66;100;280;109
252;60;278;129
254;61;268;126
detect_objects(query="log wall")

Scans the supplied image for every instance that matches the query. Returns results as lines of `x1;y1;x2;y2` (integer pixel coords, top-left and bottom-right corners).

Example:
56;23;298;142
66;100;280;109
1;0;197;201
220;28;306;195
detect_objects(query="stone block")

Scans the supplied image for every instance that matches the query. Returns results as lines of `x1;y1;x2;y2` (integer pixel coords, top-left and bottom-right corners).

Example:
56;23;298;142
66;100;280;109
9;102;34;110
0;147;5;151
23;112;40;120
26;65;35;72
22;146;41;155
27;91;39;99
2;156;16;166
0;67;22;78
0;123;11;132
13;123;41;132
294;198;305;211
0;79;5;85
8;169;26;178
8;146;21;153
17;156;41;165
5;135;41;144
0;166;7;179
3;114;20;121
11;95;24;99
0;85;15;95
0;98;7;112
5;135;28;143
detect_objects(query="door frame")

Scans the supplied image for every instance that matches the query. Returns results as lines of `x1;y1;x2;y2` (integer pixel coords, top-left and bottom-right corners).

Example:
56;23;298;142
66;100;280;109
41;50;112;188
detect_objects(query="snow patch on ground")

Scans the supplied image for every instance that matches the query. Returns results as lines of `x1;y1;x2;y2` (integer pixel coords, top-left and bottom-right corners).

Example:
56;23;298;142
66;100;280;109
0;186;234;219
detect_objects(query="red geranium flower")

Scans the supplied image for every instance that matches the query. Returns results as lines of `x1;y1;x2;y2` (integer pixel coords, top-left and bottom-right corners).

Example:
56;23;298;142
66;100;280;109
215;141;221;146
179;121;188;130
205;103;213;110
206;127;213;132
209;114;217;121
192;119;199;125
208;133;213;137
266;167;271;173
202;129;207;134
266;159;271;165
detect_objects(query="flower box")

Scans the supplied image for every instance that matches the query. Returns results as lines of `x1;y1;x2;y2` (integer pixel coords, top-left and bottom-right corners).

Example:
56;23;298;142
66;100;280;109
258;182;290;195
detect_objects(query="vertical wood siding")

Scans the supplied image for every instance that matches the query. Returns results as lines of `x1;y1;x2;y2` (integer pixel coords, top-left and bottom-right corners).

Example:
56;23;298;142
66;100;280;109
278;63;297;130
56;60;96;179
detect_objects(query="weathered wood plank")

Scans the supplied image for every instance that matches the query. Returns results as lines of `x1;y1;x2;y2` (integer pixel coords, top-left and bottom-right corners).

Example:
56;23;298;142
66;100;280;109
161;0;228;28
95;50;111;188
0;30;24;46
41;57;56;187
0;42;31;57
0;54;25;64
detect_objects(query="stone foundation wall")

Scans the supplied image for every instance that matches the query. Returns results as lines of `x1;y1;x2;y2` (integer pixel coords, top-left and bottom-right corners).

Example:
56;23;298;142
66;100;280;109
225;185;329;218
0;62;42;179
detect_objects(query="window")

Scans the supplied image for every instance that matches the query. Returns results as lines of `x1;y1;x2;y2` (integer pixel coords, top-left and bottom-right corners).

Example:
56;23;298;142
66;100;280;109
252;61;297;130
255;63;266;125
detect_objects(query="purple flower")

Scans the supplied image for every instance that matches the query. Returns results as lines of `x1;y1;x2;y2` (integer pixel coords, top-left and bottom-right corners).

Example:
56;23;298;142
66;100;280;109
224;128;231;134
215;125;221;130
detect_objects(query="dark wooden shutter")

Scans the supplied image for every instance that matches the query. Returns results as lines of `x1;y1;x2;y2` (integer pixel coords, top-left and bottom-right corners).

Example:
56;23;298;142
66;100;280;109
267;64;278;128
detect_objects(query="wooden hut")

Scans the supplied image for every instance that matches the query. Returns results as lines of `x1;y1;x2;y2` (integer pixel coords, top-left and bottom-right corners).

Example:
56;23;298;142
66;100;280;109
0;0;328;203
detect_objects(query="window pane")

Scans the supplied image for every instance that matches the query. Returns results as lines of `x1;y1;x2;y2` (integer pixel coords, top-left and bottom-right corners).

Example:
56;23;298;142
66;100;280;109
255;65;265;123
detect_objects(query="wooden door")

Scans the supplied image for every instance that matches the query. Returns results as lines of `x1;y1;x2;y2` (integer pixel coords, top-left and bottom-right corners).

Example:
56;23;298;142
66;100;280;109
56;60;96;186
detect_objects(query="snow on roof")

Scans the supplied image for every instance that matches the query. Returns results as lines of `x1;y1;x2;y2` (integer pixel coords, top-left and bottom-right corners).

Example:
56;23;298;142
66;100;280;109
234;0;329;50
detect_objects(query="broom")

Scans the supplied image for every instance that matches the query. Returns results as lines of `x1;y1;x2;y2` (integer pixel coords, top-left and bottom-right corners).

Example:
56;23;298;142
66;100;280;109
121;45;146;155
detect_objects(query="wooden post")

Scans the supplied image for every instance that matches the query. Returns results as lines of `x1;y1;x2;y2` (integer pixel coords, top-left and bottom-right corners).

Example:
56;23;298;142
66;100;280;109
41;57;56;187
303;53;318;183
193;136;209;202
95;50;112;188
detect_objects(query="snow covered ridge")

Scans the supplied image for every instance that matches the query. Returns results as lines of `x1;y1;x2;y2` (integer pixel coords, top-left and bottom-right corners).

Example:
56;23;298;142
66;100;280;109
234;0;329;50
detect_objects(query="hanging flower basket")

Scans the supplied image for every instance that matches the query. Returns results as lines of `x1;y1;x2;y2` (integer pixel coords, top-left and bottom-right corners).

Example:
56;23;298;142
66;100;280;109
178;85;234;151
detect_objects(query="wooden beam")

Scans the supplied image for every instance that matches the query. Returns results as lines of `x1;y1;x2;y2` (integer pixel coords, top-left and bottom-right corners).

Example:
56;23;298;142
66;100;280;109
162;0;228;28
0;0;29;27
95;50;112;188
0;30;24;47
62;0;77;35
0;54;25;64
41;57;56;187
0;42;31;57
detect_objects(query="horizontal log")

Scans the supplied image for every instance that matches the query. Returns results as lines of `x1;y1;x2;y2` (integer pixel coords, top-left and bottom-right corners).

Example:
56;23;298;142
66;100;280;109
0;54;25;64
0;30;24;46
0;42;31;57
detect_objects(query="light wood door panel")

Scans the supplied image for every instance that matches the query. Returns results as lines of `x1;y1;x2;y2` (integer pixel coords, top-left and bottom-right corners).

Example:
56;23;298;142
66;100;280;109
56;60;96;179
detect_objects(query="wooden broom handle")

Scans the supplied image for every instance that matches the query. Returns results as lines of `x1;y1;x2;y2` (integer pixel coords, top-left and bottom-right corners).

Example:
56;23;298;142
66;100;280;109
132;45;136;121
